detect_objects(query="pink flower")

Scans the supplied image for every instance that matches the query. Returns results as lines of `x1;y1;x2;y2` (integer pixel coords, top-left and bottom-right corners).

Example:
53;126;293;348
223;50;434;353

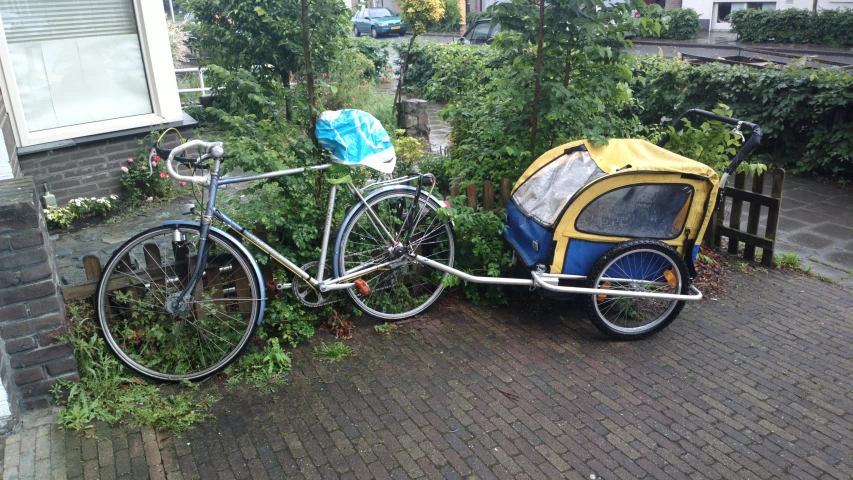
127;158;134;163
363;80;368;85
120;166;129;173
152;162;158;168
141;166;147;171
160;172;168;179
381;75;387;82
153;155;161;162
351;97;355;102
358;85;364;90
322;72;328;79
178;181;187;187
145;197;153;203
359;70;364;75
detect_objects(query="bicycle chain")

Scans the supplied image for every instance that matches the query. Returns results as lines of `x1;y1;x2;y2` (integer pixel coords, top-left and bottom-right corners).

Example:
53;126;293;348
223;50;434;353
292;261;343;308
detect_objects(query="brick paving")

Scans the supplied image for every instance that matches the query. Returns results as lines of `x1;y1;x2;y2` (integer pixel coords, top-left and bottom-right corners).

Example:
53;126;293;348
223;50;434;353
2;267;853;479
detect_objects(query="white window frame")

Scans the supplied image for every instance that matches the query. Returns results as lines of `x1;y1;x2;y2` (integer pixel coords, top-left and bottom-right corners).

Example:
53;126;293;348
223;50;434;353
0;0;183;148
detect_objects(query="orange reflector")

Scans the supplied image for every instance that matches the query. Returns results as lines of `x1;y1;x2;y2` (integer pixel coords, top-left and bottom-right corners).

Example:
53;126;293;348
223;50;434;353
597;281;611;303
664;270;677;288
354;279;371;295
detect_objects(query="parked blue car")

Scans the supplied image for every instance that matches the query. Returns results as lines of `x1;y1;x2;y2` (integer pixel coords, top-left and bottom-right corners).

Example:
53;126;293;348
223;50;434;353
352;8;407;38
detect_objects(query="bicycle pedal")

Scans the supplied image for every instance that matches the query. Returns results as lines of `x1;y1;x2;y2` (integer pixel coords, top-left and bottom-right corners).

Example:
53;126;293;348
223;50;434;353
354;279;371;295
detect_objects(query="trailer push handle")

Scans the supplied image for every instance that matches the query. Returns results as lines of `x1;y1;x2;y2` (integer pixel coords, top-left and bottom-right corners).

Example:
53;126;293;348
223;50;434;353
656;108;762;175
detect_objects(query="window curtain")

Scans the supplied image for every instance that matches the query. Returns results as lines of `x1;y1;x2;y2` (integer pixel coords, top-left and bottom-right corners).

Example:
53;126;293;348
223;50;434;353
0;0;153;133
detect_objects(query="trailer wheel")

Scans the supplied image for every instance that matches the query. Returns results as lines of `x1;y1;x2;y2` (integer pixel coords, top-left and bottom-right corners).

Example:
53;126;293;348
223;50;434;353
585;239;690;340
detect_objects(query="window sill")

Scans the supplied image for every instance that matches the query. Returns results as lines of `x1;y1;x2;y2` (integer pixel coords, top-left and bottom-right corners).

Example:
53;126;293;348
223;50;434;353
17;111;198;157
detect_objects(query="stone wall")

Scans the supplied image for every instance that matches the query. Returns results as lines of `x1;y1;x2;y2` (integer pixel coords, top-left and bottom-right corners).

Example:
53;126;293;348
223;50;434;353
18;127;193;206
0;177;78;424
401;99;430;141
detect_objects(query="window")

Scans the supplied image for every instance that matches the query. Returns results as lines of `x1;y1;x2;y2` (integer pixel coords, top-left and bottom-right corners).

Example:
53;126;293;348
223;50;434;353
367;8;393;18
0;0;152;133
575;184;694;239
468;22;492;42
0;0;182;147
715;2;745;23
512;147;605;227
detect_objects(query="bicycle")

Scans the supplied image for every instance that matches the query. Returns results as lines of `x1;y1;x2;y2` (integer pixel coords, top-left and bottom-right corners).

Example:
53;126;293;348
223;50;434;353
98;109;762;382
96;139;456;381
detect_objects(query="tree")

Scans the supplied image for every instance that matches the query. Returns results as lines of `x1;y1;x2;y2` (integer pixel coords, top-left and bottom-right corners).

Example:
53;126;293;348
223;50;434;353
441;0;663;181
185;0;349;120
394;0;446;127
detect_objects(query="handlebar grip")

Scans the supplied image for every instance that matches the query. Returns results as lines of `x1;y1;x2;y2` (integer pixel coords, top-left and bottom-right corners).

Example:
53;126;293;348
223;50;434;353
165;140;222;186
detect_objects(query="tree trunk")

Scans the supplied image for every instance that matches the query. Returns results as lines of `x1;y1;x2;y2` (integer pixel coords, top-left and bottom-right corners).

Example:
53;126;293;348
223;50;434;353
301;0;317;147
528;0;546;159
395;34;418;129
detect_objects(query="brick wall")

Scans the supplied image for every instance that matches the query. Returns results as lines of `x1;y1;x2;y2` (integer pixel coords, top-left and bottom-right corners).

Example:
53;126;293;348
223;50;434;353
0;177;78;417
18;127;193;206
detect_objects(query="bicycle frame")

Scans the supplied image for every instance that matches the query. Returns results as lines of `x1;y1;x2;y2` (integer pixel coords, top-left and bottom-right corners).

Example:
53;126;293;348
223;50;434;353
173;159;424;312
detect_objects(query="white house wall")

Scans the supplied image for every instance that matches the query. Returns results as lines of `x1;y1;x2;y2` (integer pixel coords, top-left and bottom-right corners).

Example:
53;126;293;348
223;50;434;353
683;0;852;30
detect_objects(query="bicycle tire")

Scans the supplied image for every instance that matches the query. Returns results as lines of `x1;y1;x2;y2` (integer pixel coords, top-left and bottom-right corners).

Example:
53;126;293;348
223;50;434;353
337;188;455;320
96;225;260;381
585;239;689;340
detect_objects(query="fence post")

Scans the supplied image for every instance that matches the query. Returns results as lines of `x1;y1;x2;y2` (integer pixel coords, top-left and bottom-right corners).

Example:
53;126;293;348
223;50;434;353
449;185;460;198
500;178;511;208
483;181;494;212
762;168;785;267
83;255;102;281
466;184;477;210
727;172;746;255
743;170;766;261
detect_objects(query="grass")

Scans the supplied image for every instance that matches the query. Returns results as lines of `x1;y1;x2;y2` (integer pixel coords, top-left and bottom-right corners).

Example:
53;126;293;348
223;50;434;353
313;341;352;363
773;252;804;270
54;301;218;435
374;323;398;336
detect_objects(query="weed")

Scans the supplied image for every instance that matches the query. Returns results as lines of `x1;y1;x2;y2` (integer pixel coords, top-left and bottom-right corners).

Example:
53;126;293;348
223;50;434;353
223;338;292;394
53;301;217;435
773;252;804;270
313;342;351;363
698;253;715;265
374;323;398;336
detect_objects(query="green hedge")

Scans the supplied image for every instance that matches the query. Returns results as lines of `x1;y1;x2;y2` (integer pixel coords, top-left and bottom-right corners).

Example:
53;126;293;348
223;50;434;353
642;7;700;40
633;56;853;176
729;8;853;46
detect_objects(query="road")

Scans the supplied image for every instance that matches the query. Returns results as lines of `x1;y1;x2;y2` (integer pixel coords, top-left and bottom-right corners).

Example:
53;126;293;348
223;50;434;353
628;43;853;66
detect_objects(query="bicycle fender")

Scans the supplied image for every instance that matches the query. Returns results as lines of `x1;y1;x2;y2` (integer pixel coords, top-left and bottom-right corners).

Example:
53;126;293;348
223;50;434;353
332;185;443;278
163;220;267;325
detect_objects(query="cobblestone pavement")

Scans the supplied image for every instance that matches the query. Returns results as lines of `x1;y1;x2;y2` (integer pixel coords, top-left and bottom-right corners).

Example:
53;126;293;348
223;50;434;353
2;268;852;479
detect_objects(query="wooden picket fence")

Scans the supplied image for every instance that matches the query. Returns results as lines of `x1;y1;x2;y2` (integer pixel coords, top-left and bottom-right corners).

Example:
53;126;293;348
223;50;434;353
706;168;785;267
448;178;513;211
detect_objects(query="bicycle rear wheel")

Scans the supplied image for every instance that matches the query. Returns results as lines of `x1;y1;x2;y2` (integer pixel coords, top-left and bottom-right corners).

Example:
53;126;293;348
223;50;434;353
96;225;260;381
337;189;455;320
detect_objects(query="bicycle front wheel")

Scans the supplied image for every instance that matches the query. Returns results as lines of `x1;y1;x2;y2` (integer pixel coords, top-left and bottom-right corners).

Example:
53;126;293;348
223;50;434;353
338;189;455;320
96;225;261;381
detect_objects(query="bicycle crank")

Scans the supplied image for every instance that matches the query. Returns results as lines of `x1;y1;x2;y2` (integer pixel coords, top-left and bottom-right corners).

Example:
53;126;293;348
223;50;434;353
292;261;341;307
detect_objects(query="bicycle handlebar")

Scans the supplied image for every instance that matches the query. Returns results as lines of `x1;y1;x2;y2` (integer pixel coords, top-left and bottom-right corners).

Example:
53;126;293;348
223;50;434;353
656;108;763;176
165;139;225;186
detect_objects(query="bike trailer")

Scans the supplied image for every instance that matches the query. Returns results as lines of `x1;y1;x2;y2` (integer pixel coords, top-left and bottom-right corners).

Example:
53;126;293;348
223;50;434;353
504;139;720;276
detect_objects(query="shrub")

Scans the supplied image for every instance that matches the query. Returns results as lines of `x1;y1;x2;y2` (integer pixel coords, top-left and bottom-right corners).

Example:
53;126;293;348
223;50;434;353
428;0;463;32
642;7;699;40
633;55;853;176
426;42;494;101
391;40;442;97
119;144;176;205
729;8;853;46
350;37;390;78
45;195;119;229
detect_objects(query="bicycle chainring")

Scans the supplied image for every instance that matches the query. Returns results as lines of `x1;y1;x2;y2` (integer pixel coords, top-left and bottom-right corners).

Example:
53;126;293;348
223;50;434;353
292;261;341;307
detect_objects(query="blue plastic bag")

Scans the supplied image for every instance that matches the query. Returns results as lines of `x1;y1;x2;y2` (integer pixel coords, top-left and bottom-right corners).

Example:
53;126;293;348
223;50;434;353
316;110;396;174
